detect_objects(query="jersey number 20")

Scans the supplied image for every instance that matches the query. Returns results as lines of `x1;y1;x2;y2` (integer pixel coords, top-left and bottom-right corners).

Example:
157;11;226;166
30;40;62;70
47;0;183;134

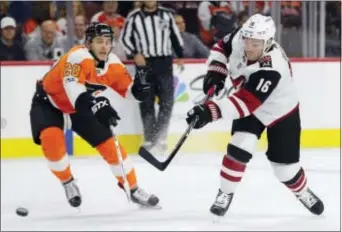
64;62;81;77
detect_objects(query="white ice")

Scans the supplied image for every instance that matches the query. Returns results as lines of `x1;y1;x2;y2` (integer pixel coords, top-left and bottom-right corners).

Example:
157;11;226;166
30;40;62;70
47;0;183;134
1;149;341;231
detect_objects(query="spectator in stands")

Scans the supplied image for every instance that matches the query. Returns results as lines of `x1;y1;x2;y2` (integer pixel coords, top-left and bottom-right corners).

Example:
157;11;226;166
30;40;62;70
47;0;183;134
325;1;341;57
105;18;126;60
129;1;142;13
175;14;209;58
0;1;9;21
73;15;86;46
197;1;237;46
236;11;248;27
240;1;271;15
0;16;25;61
280;1;302;57
91;1;125;26
24;20;66;61
281;1;301;28
57;1;85;35
22;2;52;40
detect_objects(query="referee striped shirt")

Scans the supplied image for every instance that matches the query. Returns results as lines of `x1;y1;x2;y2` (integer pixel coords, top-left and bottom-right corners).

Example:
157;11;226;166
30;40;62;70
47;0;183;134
120;6;184;58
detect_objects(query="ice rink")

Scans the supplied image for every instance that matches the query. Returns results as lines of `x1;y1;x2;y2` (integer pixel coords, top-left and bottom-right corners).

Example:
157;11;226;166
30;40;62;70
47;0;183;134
1;148;341;231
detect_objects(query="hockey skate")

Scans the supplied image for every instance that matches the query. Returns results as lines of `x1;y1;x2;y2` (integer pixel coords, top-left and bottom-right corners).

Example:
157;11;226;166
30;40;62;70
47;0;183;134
63;178;82;208
296;188;324;215
210;189;234;217
131;187;160;209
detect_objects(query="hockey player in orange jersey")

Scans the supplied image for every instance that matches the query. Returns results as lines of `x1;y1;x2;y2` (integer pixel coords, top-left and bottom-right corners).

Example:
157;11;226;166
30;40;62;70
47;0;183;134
30;23;159;208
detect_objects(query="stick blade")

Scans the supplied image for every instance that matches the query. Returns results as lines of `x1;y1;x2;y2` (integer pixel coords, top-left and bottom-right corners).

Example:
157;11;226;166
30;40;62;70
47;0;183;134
138;147;166;171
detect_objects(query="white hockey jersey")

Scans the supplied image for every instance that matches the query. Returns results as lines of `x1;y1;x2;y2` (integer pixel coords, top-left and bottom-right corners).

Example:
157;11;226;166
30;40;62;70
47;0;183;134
208;28;299;126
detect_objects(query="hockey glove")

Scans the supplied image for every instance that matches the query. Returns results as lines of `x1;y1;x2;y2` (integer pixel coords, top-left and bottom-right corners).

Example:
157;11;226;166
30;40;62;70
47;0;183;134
131;66;151;101
90;96;121;127
75;93;121;128
203;61;228;95
186;101;222;129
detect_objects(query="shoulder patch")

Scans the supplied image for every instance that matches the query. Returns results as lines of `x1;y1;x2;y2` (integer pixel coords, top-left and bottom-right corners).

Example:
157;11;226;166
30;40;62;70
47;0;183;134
259;55;272;68
223;34;231;43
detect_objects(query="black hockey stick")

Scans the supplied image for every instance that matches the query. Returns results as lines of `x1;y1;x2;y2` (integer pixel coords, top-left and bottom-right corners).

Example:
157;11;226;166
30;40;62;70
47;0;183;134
138;87;215;171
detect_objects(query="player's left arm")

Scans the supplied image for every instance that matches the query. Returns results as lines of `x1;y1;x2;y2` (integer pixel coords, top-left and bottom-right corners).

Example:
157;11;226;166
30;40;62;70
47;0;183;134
216;68;281;120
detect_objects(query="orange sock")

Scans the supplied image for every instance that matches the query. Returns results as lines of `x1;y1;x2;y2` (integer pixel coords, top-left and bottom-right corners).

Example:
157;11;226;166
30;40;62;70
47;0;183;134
96;138;137;189
40;127;72;183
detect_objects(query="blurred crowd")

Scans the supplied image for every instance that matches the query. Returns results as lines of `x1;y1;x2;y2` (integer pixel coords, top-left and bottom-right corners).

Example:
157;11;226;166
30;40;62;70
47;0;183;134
0;1;340;61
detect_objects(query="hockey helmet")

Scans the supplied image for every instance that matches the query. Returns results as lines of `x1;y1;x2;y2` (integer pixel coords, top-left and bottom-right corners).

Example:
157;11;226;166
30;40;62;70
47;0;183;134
85;22;114;43
240;14;276;51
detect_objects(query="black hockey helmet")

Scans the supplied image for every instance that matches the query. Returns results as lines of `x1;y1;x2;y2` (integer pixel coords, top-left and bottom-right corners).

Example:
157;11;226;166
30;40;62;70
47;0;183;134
85;22;114;43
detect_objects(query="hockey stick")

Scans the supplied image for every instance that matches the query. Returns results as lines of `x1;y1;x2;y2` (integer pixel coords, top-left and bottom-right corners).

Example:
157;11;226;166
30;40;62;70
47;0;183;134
110;126;131;202
138;87;215;171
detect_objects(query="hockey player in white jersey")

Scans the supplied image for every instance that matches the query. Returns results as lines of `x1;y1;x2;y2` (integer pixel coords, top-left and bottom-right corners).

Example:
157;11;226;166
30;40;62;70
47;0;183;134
186;14;324;217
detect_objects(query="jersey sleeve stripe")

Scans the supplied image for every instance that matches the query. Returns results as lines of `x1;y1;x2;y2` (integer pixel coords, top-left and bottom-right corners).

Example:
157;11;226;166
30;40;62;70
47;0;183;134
211;46;224;53
233;89;262;114
228;96;244;117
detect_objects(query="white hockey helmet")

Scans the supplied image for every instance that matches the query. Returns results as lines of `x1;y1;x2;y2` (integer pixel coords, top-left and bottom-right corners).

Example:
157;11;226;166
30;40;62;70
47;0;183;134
240;14;276;50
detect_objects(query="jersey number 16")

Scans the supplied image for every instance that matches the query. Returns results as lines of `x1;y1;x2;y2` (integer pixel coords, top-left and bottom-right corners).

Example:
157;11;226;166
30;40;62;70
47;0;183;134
256;78;272;93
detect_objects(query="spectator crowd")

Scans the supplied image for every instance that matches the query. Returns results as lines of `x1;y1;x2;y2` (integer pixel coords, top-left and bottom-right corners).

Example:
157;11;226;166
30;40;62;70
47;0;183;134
0;1;340;61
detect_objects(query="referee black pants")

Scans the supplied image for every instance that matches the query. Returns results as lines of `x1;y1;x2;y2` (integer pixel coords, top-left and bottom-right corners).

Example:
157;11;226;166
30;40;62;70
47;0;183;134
139;56;174;144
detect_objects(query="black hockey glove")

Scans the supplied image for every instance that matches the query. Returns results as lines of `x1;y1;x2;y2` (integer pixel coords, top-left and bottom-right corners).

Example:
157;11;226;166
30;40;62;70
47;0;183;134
186;101;222;129
90;96;121;127
131;65;151;101
203;61;228;95
75;93;121;128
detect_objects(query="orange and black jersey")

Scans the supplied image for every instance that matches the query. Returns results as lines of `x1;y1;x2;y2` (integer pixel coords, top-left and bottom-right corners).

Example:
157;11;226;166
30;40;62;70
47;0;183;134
42;45;133;114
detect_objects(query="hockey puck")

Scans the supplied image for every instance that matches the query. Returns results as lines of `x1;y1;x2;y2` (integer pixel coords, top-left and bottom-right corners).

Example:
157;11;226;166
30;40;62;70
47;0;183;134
16;207;28;217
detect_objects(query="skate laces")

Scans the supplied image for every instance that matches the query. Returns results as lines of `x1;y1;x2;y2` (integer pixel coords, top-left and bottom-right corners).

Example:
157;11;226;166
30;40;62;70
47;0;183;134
64;181;80;199
299;189;318;208
133;188;150;202
215;190;232;207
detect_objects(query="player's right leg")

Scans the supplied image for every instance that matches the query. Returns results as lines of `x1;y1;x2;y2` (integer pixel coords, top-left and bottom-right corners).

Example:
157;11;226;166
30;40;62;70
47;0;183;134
70;109;159;207
266;108;324;215
30;82;81;208
210;115;265;217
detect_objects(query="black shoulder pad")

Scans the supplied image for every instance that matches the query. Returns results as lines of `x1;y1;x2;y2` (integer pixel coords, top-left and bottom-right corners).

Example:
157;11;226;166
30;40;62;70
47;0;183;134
243;70;281;103
221;27;241;57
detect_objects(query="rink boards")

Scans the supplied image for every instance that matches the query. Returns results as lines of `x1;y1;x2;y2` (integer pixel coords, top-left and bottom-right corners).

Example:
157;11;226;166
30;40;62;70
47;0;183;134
1;59;340;159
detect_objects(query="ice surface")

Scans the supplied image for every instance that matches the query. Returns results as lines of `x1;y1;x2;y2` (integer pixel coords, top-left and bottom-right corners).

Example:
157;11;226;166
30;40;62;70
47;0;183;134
1;149;340;231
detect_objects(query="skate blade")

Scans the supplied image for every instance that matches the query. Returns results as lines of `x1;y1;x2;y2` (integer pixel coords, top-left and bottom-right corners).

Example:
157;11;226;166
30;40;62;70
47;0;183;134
211;214;222;224
74;206;81;213
138;204;162;210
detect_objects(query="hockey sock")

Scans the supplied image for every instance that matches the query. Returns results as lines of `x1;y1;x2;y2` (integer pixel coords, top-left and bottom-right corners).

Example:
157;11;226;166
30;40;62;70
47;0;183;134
271;162;308;195
96;138;137;189
40;127;72;183
220;154;247;193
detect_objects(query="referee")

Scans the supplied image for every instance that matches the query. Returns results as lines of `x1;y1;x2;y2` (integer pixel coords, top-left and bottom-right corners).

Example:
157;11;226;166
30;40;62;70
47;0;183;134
120;0;184;153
